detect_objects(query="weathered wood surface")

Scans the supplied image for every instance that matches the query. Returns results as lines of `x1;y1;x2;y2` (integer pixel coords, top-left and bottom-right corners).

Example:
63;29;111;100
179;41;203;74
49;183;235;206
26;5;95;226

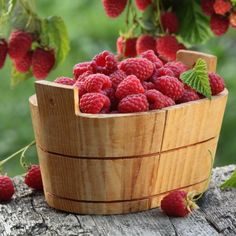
0;165;235;236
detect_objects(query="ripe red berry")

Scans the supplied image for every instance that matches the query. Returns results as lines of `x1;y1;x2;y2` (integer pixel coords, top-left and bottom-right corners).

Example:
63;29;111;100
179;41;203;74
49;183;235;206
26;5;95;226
161;12;179;33
177;87;200;103
0;176;15;202
118;94;148;113
213;0;232;15
80;93;111;114
136;34;156;55
32;48;55;79
91;50;117;75
85;73;112;93
152;67;175;80
208;72;225;95
54;76;75;85
0;39;8;69
119;58;154;81
145;89;175;110
164;61;189;78
115;75;145;99
153;76;184;101
142;81;155;90
200;0;214;16
25;165;43;191
141;50;163;66
102;0;128;18
210;14;229;36
229;11;236;28
73;62;92;80
116;36;137;58
8;30;32;60
14;51;32;73
74;80;87;98
161;190;198;217
110;69;127;89
135;0;152;11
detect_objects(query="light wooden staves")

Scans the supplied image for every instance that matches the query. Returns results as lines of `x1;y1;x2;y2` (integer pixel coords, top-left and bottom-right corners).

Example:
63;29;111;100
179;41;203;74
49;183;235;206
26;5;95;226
29;50;228;215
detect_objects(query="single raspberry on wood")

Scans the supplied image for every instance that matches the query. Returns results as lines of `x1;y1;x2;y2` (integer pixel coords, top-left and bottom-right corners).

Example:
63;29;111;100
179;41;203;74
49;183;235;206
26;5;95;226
73;62;92;80
14;51;32;73
115;75;145;99
8;30;32;60
135;0;152;11
116;36;137;58
119;58;154;81
145;89;175;110
153;76;184;101
200;0;214;16
91;50;117;75
85;73;112;93
164;61;189;78
32;48;55;79
102;0;127;18
54;76;75;86
141;50;163;66
25;165;43;191
177;87;200;103
161;190;198;217
80;93;111;114
161;12;179;33
0;176;15;201
136;35;156;55
118;94;149;113
209;72;225;95
110;69;127;89
210;14;229;36
0;39;8;69
213;0;232;15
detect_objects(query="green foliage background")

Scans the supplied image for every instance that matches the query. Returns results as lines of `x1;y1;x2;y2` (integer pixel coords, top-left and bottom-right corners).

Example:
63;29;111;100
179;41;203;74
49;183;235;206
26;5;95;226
0;0;235;177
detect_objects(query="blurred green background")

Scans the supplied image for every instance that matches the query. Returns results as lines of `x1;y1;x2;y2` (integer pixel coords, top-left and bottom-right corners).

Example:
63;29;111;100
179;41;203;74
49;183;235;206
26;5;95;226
0;1;235;177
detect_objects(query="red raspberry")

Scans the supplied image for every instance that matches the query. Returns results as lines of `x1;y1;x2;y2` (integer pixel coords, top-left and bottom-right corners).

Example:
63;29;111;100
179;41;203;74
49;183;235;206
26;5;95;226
210;14;229;36
32;48;55;79
14;51;32;73
8;30;32;60
74;80;87;98
161;190;198;217
54;76;75;86
152;67;175;80
177;87;200;103
156;35;180;61
80;93;111;114
25;165;43;191
91;50;117;75
110;69;127;89
213;0;232;15
209;72;225;95
116;36;137;58
161;12;179;33
136;35;156;55
119;58;154;81
141;50;163;66
102;0;127;18
0;176;15;201
85;73;112;93
116;75;144;99
118;94;148;113
200;0;214;16
77;71;93;83
142;81;155;90
102;87;118;110
0;39;8;69
135;0;152;11
153;76;184;101
146;89;175;110
164;61;189;78
229;11;236;28
73;62;92;80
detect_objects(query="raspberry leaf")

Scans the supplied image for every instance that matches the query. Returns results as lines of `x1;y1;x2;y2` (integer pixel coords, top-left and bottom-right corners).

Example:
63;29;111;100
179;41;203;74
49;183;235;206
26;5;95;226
221;168;236;189
180;58;212;99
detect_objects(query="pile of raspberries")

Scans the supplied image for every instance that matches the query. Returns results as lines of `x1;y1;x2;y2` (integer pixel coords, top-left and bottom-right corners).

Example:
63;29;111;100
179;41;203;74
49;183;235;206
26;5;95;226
0;30;55;79
54;49;225;114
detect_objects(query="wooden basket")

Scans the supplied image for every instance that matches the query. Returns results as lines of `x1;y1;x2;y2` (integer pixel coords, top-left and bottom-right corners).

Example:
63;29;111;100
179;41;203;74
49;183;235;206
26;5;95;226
29;50;228;215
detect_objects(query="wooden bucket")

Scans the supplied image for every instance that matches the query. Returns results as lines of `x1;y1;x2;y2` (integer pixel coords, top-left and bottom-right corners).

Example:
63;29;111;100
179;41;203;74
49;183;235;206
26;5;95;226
29;50;228;215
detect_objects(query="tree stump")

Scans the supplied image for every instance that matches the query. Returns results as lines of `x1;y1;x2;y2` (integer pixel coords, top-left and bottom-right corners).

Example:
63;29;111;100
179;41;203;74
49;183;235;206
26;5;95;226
0;165;236;236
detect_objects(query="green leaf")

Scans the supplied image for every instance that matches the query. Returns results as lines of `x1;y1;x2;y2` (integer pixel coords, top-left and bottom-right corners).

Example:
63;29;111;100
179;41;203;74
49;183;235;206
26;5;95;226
221;169;236;189
40;16;70;67
231;0;236;6
175;0;213;45
11;67;32;87
180;58;212;99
